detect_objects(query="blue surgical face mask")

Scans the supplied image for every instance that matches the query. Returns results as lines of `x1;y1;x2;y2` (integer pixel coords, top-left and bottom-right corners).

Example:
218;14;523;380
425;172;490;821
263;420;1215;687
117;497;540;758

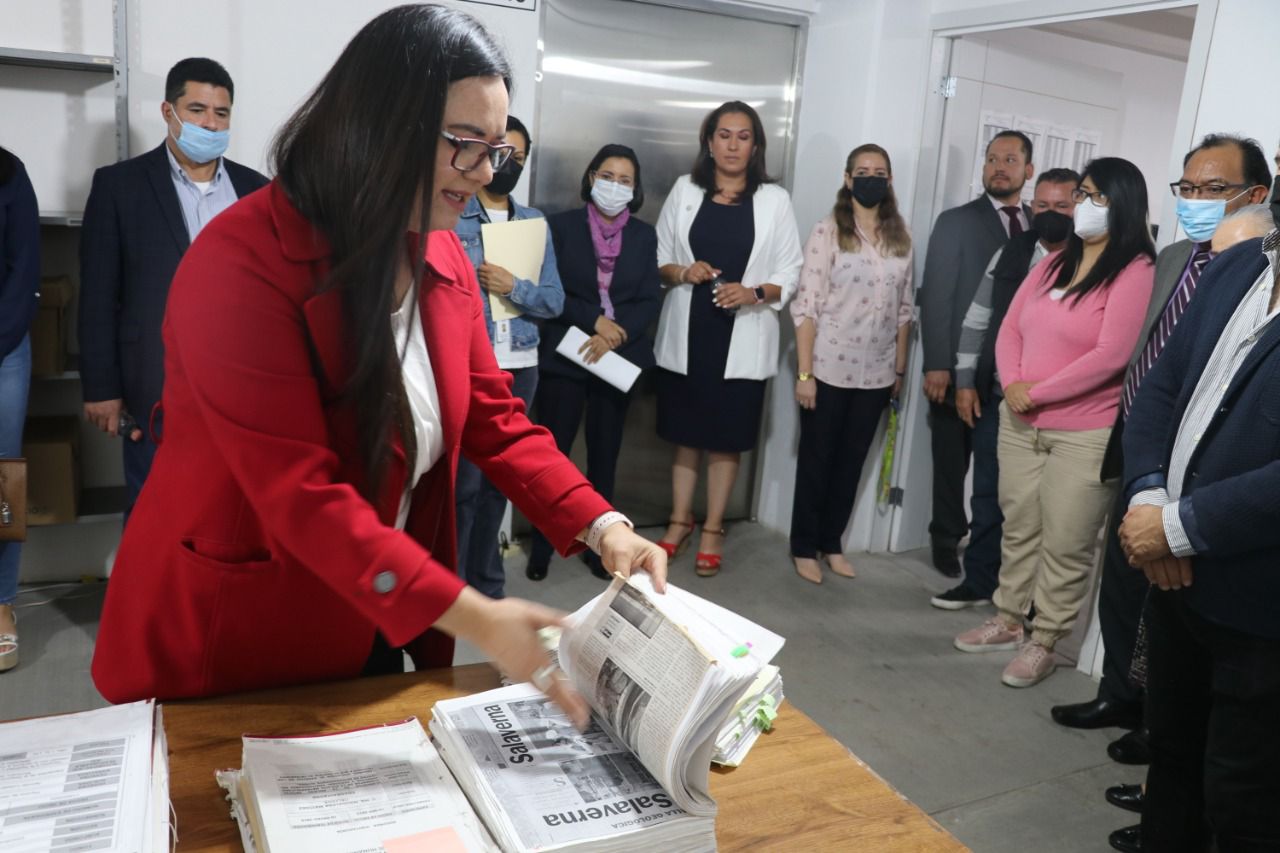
167;105;230;164
1175;197;1228;243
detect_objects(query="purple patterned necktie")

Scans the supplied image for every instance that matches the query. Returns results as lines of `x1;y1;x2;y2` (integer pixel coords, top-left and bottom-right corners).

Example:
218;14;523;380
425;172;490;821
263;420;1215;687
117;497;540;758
1120;246;1213;418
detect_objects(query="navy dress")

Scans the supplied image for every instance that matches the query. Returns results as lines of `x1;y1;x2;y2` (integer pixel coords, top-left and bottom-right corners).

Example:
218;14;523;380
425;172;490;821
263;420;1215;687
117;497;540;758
656;195;763;453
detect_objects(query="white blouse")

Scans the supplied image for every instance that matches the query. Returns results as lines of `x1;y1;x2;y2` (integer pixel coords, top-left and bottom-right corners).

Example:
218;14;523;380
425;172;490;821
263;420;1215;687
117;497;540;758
391;296;444;529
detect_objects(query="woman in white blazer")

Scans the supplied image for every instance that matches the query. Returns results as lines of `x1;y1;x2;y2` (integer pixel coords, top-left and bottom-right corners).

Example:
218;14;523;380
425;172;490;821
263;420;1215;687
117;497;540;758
651;101;803;577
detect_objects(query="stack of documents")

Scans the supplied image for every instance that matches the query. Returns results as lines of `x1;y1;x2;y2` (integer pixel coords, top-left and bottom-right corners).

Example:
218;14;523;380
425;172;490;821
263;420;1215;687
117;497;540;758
0;700;169;852
431;575;785;852
711;665;784;767
216;718;497;852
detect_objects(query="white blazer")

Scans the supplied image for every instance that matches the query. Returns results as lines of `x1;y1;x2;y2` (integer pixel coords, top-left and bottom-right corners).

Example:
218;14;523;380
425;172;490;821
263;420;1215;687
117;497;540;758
653;174;804;380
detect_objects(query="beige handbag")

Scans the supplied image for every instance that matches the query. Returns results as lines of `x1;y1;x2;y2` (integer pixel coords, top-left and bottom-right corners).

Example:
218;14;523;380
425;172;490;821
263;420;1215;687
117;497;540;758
0;458;27;542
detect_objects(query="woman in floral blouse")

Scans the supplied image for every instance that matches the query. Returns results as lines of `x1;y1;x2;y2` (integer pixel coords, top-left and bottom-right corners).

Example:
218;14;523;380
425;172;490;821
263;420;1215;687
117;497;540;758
789;143;913;584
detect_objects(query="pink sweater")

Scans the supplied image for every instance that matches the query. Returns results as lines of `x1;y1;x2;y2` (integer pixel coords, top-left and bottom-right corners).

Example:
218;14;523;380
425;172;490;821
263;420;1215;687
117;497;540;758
995;252;1154;430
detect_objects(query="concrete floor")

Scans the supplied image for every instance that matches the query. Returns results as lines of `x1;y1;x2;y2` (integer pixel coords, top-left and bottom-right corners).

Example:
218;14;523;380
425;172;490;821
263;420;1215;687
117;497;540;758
0;523;1138;852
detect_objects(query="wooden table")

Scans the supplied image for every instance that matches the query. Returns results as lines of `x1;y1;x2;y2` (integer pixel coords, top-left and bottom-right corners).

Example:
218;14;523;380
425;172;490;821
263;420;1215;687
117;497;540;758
164;665;966;852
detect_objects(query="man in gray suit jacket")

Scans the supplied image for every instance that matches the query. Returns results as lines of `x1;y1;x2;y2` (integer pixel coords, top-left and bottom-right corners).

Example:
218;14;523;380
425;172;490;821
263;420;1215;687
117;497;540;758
1051;134;1272;749
919;130;1033;579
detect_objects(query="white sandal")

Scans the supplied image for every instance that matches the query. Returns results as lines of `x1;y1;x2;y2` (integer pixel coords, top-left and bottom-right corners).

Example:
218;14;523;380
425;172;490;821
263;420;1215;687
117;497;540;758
0;609;17;673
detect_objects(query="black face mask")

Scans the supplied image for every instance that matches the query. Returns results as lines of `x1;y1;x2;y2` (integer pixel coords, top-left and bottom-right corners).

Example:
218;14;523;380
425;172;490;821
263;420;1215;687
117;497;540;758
1270;176;1280;231
850;176;889;208
1032;210;1074;244
485;157;524;197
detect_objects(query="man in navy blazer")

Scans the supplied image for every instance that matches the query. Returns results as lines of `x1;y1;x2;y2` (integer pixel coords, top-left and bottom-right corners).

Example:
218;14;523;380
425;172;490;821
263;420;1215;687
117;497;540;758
78;58;267;518
919;130;1033;588
1118;234;1280;851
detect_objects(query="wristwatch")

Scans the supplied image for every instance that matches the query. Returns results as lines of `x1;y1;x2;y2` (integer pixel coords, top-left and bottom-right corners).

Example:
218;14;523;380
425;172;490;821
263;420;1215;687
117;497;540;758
797;372;813;382
753;286;767;303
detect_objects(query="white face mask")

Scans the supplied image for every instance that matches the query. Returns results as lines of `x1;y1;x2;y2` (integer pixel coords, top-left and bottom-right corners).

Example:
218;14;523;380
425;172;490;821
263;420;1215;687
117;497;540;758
1073;197;1109;240
591;179;634;216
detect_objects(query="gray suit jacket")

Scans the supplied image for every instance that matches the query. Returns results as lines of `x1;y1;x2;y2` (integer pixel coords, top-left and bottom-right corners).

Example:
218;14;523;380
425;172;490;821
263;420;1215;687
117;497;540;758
1100;237;1195;480
919;195;1030;377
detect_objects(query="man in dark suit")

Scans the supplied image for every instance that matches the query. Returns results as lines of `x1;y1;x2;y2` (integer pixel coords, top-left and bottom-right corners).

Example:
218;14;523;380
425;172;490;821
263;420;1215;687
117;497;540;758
1051;136;1272;746
919;130;1033;578
79;57;268;518
1117;233;1280;852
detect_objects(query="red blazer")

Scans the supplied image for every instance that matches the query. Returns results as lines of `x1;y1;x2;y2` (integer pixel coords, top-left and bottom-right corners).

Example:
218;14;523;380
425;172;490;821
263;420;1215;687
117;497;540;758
92;182;610;703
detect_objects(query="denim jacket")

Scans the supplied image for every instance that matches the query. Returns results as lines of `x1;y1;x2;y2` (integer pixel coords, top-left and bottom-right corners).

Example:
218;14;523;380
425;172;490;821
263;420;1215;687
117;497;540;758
454;195;564;351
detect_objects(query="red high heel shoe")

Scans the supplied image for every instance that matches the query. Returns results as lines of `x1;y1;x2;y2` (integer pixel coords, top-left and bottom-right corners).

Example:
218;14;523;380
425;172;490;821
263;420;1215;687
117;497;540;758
657;517;694;558
695;527;725;577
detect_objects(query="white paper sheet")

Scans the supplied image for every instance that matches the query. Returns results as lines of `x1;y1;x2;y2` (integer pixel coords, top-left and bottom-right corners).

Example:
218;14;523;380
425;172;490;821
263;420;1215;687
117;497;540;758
0;700;158;852
554;327;642;392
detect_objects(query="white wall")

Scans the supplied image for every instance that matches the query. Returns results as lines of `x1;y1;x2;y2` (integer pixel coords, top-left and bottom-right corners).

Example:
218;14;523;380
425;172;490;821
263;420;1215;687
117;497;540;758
975;26;1187;224
125;0;540;191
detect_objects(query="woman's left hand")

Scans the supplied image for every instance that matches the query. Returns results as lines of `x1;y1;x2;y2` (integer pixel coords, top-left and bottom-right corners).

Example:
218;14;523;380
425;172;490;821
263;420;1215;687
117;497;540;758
712;282;754;310
578;334;612;365
596;523;668;592
478;262;515;295
1004;381;1036;413
891;376;902;400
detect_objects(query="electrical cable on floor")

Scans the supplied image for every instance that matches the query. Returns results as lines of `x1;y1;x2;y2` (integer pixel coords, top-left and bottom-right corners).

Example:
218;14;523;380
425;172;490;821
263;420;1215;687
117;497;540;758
14;579;106;609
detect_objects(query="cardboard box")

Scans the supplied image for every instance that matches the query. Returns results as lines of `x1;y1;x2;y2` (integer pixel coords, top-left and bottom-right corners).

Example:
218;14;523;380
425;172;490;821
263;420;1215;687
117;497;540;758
22;416;81;525
31;275;73;377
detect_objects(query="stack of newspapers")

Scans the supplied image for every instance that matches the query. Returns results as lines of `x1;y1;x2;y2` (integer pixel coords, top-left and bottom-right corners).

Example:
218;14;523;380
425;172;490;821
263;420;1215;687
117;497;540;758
218;574;783;852
711;665;784;767
430;574;784;852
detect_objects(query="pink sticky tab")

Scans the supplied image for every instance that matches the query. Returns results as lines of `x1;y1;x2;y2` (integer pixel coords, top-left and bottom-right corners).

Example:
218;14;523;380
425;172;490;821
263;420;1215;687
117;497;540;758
383;827;469;853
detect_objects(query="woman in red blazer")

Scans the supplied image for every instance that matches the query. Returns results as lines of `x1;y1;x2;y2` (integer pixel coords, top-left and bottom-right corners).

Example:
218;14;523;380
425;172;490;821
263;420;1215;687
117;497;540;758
90;6;664;717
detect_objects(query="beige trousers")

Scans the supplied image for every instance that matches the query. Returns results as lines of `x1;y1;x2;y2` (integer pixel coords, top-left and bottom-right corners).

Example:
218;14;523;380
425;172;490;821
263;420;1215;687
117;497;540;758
991;402;1117;649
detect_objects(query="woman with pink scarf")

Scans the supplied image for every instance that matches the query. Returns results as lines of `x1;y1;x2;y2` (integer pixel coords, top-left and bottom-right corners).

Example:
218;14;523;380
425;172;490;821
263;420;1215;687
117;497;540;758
525;144;662;581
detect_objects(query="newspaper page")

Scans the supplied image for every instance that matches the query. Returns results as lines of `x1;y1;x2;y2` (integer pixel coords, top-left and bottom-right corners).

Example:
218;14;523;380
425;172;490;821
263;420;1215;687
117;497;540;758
0;700;158;852
431;684;706;850
558;579;718;793
239;717;496;853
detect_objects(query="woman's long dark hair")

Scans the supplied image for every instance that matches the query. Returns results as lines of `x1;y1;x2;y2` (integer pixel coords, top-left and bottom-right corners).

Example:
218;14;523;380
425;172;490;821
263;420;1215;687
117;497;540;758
690;101;774;199
1045;157;1155;305
270;4;510;502
832;144;910;257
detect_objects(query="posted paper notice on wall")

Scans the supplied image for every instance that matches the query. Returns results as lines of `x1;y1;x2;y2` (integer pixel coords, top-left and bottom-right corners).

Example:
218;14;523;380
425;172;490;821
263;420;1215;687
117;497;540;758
480;218;546;322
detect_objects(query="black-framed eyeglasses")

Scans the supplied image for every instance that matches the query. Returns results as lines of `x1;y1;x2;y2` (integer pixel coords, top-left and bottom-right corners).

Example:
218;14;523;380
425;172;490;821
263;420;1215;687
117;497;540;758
440;130;516;172
1071;187;1109;206
1168;181;1249;200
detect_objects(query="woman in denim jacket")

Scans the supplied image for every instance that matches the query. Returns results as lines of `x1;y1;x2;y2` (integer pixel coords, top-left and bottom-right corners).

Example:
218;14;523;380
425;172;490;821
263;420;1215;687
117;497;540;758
452;115;564;598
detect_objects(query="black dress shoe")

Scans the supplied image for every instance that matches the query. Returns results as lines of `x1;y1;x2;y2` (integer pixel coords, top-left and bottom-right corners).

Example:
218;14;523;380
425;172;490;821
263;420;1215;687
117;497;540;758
1050;697;1143;730
1108;729;1151;765
525;563;548;581
931;540;962;578
1105;783;1144;813
1108;824;1141;852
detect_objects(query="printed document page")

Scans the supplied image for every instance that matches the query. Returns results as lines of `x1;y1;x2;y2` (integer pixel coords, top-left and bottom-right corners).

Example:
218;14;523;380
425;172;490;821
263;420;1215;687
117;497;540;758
0;699;157;853
239;717;496;853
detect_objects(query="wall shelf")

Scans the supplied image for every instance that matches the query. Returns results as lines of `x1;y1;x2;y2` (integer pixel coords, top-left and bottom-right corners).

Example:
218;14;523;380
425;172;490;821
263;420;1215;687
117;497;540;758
0;47;115;74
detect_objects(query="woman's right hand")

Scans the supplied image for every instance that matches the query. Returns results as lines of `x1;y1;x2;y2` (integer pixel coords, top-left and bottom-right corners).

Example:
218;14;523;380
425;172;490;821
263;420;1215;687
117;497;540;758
437;589;590;729
593;315;627;348
682;260;720;284
795;376;816;410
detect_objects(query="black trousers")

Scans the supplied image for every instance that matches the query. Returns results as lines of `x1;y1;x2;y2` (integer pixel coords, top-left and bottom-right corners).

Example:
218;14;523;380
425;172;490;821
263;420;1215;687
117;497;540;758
528;370;632;571
789;381;891;558
1142;590;1280;852
928;397;973;545
1095;487;1149;707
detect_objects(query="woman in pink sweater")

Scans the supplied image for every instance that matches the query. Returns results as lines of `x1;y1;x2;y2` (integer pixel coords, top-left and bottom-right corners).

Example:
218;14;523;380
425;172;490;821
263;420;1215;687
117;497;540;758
955;158;1155;688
